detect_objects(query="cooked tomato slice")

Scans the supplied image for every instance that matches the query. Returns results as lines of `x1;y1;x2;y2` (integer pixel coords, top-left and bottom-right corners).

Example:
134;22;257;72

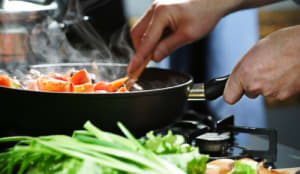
117;86;128;93
70;69;91;85
48;73;68;81
37;77;72;92
27;80;38;91
0;75;11;87
109;77;128;92
94;82;113;92
73;83;94;93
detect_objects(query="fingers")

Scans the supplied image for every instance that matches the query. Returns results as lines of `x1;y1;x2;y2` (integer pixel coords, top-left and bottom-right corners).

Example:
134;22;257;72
223;74;244;105
128;9;168;73
152;30;188;62
130;5;155;50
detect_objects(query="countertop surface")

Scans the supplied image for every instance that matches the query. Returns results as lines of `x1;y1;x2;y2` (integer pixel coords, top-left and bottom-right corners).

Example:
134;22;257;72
247;134;300;169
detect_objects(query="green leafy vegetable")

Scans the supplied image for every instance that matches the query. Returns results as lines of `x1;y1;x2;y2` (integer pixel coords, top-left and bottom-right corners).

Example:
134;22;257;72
229;161;256;174
141;131;209;174
143;130;194;154
0;121;209;174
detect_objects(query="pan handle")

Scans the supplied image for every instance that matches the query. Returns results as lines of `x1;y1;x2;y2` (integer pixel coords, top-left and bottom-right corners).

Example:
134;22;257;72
188;75;229;101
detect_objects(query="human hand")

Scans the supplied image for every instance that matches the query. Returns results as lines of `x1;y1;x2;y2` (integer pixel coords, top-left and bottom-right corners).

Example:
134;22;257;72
127;0;239;73
223;25;300;104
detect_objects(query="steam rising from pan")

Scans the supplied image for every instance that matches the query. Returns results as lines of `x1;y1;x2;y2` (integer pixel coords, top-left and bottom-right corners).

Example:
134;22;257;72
0;0;135;81
29;0;135;64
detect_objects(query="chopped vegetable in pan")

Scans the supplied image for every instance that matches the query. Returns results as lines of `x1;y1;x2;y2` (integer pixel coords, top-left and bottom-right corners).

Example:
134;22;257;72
0;68;131;93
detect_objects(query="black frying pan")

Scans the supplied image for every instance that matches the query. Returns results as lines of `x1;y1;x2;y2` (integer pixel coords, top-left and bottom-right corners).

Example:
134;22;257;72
0;63;228;137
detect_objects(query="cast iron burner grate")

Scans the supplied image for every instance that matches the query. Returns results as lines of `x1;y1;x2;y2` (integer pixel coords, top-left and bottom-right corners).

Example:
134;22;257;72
151;110;278;166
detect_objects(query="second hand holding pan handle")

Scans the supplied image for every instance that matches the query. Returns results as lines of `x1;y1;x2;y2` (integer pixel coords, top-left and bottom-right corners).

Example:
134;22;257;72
188;75;229;101
205;75;229;100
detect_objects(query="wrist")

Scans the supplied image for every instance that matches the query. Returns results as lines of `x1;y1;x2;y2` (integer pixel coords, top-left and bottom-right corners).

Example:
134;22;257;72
221;0;244;16
190;0;243;17
220;0;284;16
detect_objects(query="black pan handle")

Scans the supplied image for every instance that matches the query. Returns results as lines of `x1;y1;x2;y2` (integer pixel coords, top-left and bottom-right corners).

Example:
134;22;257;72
204;75;229;100
10;0;54;5
188;75;229;101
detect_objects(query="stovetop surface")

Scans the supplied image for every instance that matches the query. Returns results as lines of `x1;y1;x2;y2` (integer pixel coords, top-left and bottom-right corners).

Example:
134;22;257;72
154;110;300;168
246;134;300;168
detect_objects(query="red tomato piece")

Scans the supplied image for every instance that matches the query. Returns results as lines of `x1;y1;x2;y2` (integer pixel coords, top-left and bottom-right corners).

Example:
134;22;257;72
0;75;11;87
48;73;68;81
94;82;113;92
73;83;94;93
37;77;72;92
70;69;91;85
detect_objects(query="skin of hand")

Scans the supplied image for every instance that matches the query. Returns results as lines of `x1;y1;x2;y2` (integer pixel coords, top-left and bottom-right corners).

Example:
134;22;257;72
127;0;282;73
223;25;300;104
127;0;240;73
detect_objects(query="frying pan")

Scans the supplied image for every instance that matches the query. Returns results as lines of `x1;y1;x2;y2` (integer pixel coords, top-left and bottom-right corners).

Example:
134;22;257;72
0;63;228;137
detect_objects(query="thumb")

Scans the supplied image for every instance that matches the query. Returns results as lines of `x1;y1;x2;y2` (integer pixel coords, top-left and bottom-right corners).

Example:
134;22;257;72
223;74;244;105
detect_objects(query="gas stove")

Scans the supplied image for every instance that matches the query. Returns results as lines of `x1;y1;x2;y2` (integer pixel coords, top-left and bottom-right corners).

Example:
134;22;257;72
150;110;278;166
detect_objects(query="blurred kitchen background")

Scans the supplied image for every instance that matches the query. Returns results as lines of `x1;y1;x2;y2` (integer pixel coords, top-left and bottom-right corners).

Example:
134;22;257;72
0;0;299;167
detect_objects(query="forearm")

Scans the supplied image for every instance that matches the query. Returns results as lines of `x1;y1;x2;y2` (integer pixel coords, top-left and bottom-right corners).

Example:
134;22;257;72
221;0;283;16
238;0;283;9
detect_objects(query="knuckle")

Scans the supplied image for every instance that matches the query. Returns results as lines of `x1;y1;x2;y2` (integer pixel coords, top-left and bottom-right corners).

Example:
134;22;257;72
156;44;168;58
239;65;252;79
157;42;170;55
223;93;235;105
276;92;290;101
245;84;258;93
262;90;273;97
241;77;261;94
249;83;262;93
152;1;159;8
153;3;168;14
142;32;150;41
154;42;172;61
181;27;197;41
262;87;276;97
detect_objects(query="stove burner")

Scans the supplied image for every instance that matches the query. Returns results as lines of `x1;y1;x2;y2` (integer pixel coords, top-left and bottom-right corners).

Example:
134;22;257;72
195;132;231;156
197;132;231;141
152;110;278;165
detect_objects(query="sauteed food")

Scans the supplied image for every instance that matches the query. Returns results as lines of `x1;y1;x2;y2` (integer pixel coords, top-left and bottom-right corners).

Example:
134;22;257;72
0;68;135;93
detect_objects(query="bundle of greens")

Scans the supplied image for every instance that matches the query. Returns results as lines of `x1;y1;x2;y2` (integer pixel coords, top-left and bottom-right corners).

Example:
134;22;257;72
0;121;209;174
